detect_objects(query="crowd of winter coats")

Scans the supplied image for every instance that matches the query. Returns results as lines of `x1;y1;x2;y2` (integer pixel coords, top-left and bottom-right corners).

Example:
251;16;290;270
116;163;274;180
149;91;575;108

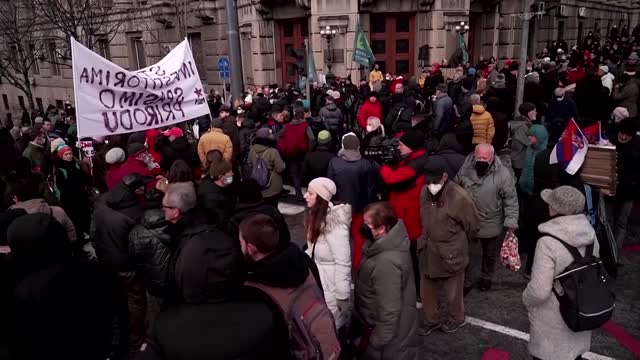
1;27;640;359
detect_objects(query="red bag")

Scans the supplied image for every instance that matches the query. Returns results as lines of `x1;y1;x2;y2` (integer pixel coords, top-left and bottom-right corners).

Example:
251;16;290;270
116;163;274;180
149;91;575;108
500;231;521;272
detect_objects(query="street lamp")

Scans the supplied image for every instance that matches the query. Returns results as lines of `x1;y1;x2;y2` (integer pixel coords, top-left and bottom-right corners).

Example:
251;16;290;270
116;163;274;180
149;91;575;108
455;21;470;65
320;25;337;83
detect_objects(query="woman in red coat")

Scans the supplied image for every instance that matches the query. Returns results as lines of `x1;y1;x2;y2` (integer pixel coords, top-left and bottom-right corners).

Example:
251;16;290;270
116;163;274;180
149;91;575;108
357;92;383;130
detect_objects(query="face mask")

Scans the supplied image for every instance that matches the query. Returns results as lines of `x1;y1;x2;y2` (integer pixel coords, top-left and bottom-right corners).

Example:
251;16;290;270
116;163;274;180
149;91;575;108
360;223;374;241
555;96;564;102
428;183;443;195
225;175;233;185
475;161;490;176
366;125;376;133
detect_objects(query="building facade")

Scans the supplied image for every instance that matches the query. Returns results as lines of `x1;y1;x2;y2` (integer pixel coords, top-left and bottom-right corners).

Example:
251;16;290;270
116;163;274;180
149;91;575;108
0;0;638;115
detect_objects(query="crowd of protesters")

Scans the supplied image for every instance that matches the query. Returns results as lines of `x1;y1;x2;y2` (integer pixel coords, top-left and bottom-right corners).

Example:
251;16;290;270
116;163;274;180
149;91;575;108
0;24;637;360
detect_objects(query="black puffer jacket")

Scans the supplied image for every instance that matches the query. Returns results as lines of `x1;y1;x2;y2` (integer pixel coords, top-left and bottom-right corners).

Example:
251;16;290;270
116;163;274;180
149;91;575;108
197;178;235;225
129;209;172;297
385;97;413;136
160;136;199;172
319;103;344;132
92;184;143;272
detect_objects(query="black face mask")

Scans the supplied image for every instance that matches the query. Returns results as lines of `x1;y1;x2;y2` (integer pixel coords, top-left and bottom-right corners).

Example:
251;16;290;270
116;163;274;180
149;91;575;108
360;223;375;241
475;161;490;177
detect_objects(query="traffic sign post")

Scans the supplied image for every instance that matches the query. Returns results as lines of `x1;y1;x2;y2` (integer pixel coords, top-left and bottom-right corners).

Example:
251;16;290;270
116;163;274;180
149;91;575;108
218;57;230;105
218;57;230;80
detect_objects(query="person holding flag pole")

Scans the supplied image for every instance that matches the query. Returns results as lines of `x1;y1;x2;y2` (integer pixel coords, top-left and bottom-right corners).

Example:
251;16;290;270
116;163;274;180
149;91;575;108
353;22;376;85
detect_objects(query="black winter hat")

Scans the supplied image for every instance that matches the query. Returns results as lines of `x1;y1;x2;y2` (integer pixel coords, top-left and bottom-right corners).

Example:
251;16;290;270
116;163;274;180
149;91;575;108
127;142;146;157
399;130;425;151
423;155;449;183
519;102;536;116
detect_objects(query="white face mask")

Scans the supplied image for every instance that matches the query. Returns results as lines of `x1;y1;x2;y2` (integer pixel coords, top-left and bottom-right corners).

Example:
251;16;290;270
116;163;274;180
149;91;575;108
428;183;443;195
366;125;376;133
225;175;233;185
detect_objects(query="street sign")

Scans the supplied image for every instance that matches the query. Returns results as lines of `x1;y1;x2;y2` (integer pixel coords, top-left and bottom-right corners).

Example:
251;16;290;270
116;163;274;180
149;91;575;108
218;57;230;80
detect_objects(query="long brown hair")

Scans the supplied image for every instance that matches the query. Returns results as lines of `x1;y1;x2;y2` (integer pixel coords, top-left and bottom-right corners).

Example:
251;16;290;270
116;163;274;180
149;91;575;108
304;197;330;244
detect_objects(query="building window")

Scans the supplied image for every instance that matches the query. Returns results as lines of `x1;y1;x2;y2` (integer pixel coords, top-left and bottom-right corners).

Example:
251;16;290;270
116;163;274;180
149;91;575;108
29;43;39;75
187;33;206;80
18;96;25;110
48;41;60;75
36;97;43;111
2;94;9;110
128;34;146;70
557;21;565;41
96;39;111;60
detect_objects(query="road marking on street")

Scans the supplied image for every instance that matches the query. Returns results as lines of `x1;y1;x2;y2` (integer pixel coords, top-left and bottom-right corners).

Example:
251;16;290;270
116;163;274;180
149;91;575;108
467;316;616;360
602;321;640;358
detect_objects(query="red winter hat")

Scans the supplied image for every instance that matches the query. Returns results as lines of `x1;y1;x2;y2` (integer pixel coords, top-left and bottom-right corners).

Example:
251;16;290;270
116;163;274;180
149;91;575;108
163;127;184;138
57;145;72;159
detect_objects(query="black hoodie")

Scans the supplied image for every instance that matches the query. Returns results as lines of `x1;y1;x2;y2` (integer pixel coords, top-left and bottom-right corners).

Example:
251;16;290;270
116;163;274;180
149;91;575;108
246;243;310;289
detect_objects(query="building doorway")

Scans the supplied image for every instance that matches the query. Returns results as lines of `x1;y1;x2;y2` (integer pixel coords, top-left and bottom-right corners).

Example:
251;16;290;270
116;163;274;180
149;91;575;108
277;18;309;85
370;14;415;77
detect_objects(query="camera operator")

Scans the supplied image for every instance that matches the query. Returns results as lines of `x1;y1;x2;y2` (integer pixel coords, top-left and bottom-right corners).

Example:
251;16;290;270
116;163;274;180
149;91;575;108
379;129;428;294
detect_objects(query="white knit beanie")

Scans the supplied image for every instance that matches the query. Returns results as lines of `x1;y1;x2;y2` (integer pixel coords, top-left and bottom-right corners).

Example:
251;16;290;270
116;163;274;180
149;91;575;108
612;107;630;123
105;147;126;164
308;177;336;203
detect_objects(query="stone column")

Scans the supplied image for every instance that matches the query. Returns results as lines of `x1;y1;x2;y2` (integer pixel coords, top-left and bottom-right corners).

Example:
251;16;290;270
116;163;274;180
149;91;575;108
237;0;277;87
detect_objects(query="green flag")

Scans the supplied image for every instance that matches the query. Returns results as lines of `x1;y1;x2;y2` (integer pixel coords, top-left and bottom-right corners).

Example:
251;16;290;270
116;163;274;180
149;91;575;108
352;23;375;68
307;46;318;82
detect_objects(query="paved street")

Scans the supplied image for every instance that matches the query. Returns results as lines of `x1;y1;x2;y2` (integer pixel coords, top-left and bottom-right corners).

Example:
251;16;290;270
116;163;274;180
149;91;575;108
283;205;640;360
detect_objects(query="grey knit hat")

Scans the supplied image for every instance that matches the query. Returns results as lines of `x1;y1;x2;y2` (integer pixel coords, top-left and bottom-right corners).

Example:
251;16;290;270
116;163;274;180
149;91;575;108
541;186;585;216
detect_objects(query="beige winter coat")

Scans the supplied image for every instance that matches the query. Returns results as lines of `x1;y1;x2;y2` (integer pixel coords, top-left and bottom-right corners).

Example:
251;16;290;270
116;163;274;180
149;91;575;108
10;198;77;242
523;214;599;360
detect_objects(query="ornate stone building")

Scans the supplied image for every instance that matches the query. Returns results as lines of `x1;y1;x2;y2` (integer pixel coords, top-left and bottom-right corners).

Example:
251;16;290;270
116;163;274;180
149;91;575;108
0;0;638;114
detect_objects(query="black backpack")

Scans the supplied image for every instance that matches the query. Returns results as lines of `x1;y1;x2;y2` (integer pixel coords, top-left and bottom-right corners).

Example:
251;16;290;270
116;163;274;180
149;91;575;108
549;235;615;332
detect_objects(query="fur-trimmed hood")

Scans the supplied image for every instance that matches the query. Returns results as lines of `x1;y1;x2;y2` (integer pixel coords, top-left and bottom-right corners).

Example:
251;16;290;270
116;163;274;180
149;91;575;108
324;203;352;233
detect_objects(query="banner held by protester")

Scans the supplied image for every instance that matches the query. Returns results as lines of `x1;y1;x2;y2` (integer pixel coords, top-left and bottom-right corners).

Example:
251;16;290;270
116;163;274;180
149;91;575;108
71;38;210;138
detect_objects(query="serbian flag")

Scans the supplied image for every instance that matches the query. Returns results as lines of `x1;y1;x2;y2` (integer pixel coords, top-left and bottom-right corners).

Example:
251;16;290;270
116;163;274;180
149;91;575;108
550;119;589;175
582;121;610;145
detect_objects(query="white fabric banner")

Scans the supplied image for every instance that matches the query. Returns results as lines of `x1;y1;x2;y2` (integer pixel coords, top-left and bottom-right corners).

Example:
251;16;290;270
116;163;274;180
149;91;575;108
71;38;210;138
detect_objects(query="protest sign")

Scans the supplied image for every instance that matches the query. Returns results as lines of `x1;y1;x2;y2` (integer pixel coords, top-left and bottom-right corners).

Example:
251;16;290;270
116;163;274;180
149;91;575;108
71;38;210;138
78;140;95;157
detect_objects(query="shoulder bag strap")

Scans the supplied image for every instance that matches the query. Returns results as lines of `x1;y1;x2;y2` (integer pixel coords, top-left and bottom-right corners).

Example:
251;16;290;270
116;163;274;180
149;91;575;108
311;241;317;261
543;233;583;261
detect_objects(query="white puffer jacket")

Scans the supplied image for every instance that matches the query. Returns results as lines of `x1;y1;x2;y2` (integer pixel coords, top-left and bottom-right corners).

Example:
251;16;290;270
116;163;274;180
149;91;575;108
306;203;352;328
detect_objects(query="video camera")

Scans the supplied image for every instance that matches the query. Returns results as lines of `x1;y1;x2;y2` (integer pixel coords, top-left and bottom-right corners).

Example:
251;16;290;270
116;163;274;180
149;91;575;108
363;138;402;164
